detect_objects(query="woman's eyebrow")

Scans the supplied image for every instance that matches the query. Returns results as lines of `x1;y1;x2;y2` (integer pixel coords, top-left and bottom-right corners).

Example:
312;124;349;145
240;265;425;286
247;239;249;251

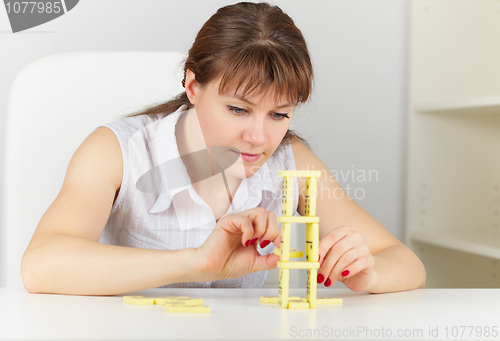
227;93;295;109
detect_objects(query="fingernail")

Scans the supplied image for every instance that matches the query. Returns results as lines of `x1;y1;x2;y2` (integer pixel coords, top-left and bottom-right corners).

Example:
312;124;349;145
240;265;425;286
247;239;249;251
317;273;324;284
245;240;251;247
324;278;332;287
260;240;270;248
341;270;350;277
318;255;321;262
250;238;258;246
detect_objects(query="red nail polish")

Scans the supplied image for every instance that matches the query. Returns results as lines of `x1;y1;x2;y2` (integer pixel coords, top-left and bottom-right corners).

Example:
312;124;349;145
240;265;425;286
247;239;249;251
250;238;258;246
324;278;332;287
245;240;250;247
260;240;270;248
317;273;324;284
341;270;350;277
318;255;321;262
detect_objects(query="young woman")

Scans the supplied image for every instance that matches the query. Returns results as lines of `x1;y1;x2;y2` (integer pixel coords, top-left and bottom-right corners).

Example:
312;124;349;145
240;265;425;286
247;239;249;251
21;2;426;295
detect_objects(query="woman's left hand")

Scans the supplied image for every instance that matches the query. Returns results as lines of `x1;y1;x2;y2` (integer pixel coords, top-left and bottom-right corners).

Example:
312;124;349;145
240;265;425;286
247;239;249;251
317;225;375;292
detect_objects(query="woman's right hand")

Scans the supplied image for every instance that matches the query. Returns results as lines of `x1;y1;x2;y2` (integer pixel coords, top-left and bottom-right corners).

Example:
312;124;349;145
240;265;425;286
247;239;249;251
196;207;281;281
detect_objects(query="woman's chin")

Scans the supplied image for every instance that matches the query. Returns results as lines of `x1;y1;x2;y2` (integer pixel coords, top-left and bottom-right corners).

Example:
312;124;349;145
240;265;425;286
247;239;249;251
224;158;262;179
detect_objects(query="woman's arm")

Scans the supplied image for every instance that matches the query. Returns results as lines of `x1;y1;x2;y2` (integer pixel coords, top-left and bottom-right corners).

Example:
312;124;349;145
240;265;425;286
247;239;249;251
362;243;426;293
22;234;203;295
21;127;207;295
290;137;426;293
22;127;279;295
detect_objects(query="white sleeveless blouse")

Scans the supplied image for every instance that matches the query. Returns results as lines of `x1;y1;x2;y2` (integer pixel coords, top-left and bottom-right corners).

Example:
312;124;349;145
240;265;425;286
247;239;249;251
95;105;299;288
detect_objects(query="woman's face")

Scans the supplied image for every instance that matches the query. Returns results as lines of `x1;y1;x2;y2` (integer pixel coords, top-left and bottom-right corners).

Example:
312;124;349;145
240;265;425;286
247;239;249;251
188;74;296;179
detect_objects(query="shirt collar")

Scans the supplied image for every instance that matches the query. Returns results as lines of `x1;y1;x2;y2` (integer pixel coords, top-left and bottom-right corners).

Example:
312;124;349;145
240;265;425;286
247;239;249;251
148;105;190;214
226;160;275;214
147;106;277;215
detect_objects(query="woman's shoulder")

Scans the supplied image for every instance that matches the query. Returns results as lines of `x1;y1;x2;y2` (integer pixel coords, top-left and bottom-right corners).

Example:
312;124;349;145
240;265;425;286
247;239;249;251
288;135;324;170
268;135;316;171
101;113;164;139
103;114;165;132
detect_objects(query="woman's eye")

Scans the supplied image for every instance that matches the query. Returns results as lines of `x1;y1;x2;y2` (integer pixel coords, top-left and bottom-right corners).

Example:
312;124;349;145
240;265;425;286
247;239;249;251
227;106;289;120
228;106;247;114
272;113;290;120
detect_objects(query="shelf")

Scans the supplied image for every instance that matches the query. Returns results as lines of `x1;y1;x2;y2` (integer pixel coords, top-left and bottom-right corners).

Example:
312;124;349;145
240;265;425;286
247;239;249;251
411;230;500;260
414;96;500;115
407;0;500;288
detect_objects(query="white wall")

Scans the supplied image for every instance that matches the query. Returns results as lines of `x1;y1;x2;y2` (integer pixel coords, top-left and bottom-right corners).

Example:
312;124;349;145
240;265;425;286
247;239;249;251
0;0;409;287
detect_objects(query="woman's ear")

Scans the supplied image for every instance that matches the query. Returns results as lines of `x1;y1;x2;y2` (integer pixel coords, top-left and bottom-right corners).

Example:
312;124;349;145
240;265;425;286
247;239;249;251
184;69;198;105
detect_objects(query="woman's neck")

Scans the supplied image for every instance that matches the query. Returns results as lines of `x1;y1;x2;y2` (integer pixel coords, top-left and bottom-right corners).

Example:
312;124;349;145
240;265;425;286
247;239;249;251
175;108;242;202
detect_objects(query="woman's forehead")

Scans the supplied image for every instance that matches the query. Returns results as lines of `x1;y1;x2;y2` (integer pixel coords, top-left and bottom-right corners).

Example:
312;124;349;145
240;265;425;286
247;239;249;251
217;79;297;107
224;91;295;108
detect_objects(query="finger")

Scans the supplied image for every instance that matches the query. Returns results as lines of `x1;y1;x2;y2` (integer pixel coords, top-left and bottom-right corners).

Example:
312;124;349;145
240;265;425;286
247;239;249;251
318;225;351;266
323;247;364;287
219;214;255;247
318;232;359;282
317;230;346;284
251;253;280;272
258;211;280;249
338;255;373;282
245;207;269;246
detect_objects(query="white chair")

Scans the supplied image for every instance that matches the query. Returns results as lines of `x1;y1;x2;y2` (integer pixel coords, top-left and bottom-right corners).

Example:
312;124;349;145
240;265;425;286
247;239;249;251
1;51;301;289
2;51;186;288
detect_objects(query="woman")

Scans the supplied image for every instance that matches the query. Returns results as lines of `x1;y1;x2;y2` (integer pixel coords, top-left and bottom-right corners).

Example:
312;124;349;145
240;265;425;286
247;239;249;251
21;2;426;295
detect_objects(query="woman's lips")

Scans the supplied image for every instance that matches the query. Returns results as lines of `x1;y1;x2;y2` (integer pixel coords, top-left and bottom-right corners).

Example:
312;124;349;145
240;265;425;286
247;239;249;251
232;150;261;162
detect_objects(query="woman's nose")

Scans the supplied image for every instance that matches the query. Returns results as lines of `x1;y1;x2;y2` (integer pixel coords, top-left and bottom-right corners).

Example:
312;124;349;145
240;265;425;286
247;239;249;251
243;118;267;146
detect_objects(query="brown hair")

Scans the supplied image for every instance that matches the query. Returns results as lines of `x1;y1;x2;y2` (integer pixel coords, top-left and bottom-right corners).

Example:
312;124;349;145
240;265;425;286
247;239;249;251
125;2;313;148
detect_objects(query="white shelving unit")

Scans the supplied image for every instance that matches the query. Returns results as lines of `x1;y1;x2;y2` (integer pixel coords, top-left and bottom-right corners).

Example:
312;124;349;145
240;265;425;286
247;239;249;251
405;0;500;288
415;97;500;115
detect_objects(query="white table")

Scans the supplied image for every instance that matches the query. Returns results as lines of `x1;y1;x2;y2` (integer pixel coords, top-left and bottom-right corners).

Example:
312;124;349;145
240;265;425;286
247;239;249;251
0;288;499;340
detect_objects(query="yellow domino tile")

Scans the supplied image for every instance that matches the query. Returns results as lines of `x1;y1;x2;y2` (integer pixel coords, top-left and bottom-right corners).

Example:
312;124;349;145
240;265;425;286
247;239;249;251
164;299;203;306
281;199;293;217
281;176;294;216
277;216;319;224
305;199;317;217
280;223;291;261
153;296;191;305
307;269;317;308
306;223;319;262
305;178;318;216
260;296;301;303
165;301;188;309
278;170;295;177
154;298;169;305
123;296;155;305
274;248;303;258
316;297;343;305
297;170;321;178
260;296;279;303
278;261;319;269
278;269;289;309
181;299;204;306
279;170;321;178
288;301;310;309
305;174;317;195
167;305;211;313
